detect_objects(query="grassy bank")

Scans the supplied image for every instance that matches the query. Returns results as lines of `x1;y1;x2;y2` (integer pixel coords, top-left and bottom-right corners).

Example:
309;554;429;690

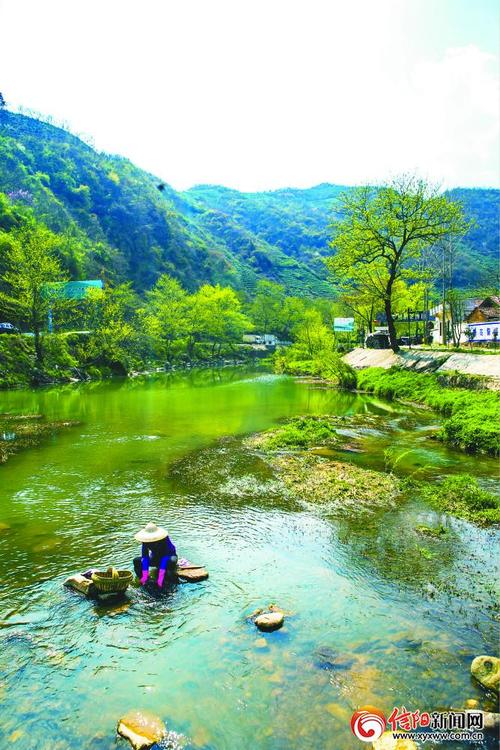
420;475;499;526
0;333;256;389
273;350;357;388
356;368;499;456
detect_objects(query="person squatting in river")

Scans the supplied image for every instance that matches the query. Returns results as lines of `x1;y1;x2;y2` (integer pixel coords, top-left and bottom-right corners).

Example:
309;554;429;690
133;522;178;588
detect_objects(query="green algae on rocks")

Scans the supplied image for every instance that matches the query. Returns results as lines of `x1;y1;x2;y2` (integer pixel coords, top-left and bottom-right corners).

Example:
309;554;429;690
245;417;400;514
0;413;80;464
247;416;341;451
420;474;500;526
270;453;400;514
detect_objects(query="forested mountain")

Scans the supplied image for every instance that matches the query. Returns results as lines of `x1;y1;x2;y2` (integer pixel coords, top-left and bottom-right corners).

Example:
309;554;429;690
0;109;498;296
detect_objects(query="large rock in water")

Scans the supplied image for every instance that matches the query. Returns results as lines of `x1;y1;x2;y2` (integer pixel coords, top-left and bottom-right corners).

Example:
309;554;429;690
372;732;417;750
117;710;166;750
471;655;500;692
255;611;284;631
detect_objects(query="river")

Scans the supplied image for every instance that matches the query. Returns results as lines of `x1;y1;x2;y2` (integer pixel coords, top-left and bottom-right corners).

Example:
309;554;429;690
0;368;498;750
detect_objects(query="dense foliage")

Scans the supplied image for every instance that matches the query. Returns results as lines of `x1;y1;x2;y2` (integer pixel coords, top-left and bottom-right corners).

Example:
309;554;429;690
356;367;500;456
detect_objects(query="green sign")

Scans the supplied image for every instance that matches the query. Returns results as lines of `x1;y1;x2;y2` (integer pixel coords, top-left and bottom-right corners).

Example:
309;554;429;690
333;317;355;332
43;280;103;300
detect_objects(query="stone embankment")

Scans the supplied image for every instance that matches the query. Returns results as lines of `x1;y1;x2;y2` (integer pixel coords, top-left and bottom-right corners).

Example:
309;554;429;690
343;348;500;383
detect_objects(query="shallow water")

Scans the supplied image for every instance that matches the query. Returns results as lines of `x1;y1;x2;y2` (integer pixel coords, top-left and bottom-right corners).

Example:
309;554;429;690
0;368;498;750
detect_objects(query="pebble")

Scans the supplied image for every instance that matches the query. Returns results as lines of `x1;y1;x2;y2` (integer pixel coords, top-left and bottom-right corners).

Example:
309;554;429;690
255;612;284;631
117;710;166;750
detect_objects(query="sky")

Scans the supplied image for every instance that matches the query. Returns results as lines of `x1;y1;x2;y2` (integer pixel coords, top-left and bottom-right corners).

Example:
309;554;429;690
0;0;498;191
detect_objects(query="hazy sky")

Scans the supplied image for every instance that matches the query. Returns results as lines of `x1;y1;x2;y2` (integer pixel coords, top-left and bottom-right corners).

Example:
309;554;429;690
1;0;498;191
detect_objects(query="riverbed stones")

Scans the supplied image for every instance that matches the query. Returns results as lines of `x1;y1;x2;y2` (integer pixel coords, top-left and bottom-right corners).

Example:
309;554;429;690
176;565;208;582
464;698;479;709
372;731;417;750
64;573;94;596
471;655;500;693
255;611;284;631
0;522;10;532
117;710;166;750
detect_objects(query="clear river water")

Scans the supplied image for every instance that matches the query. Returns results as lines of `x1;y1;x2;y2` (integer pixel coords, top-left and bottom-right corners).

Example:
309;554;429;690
0;368;498;750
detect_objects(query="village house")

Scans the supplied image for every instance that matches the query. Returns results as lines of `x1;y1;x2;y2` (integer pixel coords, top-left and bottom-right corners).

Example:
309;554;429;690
430;296;500;345
464;296;500;344
466;296;500;323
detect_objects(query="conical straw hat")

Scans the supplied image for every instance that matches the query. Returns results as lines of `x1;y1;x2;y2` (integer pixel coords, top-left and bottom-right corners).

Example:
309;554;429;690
134;522;168;543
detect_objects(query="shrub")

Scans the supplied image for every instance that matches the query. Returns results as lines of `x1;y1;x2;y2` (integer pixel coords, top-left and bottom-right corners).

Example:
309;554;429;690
274;347;357;389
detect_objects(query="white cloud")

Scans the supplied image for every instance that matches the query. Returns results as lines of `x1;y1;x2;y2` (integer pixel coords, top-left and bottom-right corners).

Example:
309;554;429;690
0;0;498;189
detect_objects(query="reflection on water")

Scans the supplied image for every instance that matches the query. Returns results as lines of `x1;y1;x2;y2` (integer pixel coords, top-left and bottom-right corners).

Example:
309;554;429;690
0;369;498;750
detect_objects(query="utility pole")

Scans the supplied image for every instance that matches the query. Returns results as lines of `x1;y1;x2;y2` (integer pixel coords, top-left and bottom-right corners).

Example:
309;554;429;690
442;240;447;347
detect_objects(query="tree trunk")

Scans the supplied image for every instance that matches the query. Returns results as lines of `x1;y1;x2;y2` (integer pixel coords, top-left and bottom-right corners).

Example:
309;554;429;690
34;326;43;366
385;296;399;352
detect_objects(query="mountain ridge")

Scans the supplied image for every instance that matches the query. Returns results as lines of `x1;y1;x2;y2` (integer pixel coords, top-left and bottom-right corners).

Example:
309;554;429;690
0;109;498;295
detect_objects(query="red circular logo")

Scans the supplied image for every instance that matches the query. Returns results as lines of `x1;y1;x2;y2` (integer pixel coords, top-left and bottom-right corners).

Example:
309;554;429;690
350;707;386;742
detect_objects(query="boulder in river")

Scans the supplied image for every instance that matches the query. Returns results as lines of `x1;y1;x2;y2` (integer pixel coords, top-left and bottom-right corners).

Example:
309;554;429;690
117;710;166;750
255;611;284;631
471;655;500;693
481;712;500;731
372;731;417;750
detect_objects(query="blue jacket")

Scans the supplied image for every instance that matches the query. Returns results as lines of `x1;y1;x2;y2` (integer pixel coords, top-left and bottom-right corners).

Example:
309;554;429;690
141;536;177;572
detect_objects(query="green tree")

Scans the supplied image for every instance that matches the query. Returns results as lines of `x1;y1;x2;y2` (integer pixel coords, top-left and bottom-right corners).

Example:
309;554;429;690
327;175;470;351
189;284;250;359
278;296;307;339
249;280;284;335
86;283;140;373
294;309;334;358
141;274;188;363
0;222;68;365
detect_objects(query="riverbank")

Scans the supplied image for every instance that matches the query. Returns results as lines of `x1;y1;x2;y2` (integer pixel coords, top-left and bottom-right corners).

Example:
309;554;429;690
0;334;259;389
344;346;500;384
273;346;499;456
356;368;500;456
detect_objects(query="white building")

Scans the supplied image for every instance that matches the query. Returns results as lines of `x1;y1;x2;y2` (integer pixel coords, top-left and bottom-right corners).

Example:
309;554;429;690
465;321;500;343
242;333;278;346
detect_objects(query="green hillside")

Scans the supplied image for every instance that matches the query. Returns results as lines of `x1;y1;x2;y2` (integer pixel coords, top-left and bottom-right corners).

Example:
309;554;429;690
0;110;498;296
0;111;333;295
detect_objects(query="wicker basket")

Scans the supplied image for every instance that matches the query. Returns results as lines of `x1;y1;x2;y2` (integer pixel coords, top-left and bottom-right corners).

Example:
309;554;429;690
91;567;133;593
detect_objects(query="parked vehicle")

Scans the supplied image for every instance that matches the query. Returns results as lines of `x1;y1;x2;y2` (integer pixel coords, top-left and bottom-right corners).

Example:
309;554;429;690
0;322;19;334
365;332;391;349
398;335;423;346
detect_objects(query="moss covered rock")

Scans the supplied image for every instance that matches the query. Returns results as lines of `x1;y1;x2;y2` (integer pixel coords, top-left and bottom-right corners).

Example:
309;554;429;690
471;655;500;693
271;453;400;515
